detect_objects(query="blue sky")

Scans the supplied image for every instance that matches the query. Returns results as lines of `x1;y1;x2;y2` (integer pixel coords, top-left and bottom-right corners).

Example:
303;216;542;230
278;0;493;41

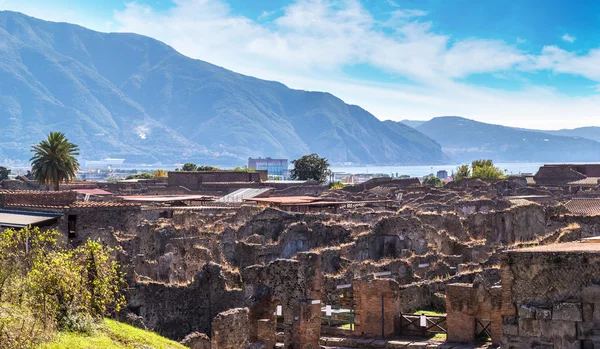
2;0;600;129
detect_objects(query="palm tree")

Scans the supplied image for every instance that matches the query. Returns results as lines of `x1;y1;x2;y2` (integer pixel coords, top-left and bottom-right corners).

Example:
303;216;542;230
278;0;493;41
30;132;80;191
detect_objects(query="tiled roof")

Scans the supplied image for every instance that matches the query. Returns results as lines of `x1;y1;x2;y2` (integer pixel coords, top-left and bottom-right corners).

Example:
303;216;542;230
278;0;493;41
511;241;600;253
0;190;73;194
567;177;600;186
564;198;600;215
6;201;140;209
5;203;69;210
70;201;141;208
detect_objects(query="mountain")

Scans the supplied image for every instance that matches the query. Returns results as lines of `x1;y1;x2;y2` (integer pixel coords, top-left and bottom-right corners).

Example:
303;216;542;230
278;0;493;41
414;116;600;163
542;127;600;143
400;119;428;129
0;11;447;166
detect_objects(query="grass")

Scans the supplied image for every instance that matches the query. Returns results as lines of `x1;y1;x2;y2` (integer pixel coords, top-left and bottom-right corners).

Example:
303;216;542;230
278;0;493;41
38;319;186;349
413;309;445;316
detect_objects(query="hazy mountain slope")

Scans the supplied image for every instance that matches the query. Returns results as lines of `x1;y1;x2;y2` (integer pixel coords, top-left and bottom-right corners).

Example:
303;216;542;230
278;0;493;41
400;119;428;129
382;121;449;163
542;127;600;143
416;116;600;163
0;11;448;165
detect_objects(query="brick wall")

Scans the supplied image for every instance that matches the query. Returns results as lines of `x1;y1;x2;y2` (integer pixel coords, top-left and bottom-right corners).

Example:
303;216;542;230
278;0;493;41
446;283;503;344
168;171;261;190
353;278;398;337
211;308;250;349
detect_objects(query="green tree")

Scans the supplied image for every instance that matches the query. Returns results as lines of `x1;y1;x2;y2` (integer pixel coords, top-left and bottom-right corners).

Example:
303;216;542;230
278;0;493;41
454;159;504;181
197;165;221;171
454;164;471;181
181;163;197;171
30;132;80;191
422;176;443;187
290;154;330;182
125;172;153;180
0;166;10;180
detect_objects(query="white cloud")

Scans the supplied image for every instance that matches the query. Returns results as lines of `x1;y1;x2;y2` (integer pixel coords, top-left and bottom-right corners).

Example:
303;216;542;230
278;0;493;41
385;0;399;7
562;34;576;43
258;10;274;21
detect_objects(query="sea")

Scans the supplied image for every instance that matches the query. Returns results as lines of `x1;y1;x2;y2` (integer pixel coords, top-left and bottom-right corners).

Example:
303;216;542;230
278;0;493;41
330;162;546;178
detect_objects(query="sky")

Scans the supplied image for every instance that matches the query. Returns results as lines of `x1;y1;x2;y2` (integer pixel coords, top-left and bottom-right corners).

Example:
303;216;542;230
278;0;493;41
2;0;600;130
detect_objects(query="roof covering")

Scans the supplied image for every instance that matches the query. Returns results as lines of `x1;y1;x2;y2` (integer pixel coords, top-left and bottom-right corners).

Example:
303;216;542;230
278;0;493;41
118;195;214;203
510;241;600;253
74;189;113;196
244;196;323;204
564;198;600;215
0;210;62;228
216;188;271;203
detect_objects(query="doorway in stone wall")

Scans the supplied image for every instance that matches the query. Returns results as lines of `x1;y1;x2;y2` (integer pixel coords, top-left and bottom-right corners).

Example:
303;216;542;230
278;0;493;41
322;284;355;331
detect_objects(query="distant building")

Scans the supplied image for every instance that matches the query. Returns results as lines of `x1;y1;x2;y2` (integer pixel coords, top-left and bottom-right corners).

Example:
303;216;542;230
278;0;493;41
248;157;288;176
437;170;448;179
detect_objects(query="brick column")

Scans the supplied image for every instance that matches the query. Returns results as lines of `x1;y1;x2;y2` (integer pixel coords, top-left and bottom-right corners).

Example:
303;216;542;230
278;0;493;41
353;279;396;337
446;283;476;343
211;308;250;349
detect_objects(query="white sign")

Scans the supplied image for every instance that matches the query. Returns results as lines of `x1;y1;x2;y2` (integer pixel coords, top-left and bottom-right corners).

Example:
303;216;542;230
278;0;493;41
373;271;392;277
418;263;430;268
311;300;321;305
336;284;352;289
325;305;332;316
420;314;427;327
276;305;282;316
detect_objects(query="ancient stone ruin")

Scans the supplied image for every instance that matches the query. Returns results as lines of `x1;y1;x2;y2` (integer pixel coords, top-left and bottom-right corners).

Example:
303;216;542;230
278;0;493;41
4;165;600;348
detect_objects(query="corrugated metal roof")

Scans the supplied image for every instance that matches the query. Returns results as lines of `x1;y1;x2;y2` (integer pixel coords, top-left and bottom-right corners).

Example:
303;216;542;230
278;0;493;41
217;188;271;203
0;210;62;228
244;196;322;204
74;189;113;196
564;198;600;215
118;195;214;202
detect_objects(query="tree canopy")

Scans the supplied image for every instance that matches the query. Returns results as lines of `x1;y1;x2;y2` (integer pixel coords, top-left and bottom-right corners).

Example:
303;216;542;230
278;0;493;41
422;175;443;187
290;154;330;182
455;159;504;181
0;166;10;180
30;132;80;191
181;163;197;171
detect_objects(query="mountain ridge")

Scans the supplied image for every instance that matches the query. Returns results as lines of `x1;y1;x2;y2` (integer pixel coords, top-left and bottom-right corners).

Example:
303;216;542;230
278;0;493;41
0;11;447;166
408;116;600;163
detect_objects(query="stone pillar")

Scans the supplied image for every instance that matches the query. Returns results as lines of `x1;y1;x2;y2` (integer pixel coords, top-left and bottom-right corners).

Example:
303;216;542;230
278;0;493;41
353;278;397;337
490;286;503;345
446;283;476;343
211;308;250;349
256;319;276;349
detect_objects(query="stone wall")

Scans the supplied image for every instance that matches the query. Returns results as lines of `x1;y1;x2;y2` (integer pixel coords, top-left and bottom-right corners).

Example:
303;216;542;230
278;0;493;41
168;171;262;190
242;253;322;349
501;248;600;348
211;308;250;349
128;263;244;340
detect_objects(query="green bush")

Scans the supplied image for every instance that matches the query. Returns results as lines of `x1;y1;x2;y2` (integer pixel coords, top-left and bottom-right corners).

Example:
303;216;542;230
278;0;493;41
0;228;125;348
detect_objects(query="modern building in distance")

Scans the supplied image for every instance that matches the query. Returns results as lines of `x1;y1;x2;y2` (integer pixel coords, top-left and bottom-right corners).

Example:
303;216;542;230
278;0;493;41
437;170;448;179
247;157;288;176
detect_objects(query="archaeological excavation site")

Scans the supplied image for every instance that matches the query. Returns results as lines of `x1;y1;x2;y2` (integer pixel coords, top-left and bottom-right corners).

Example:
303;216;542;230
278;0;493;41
3;164;600;349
